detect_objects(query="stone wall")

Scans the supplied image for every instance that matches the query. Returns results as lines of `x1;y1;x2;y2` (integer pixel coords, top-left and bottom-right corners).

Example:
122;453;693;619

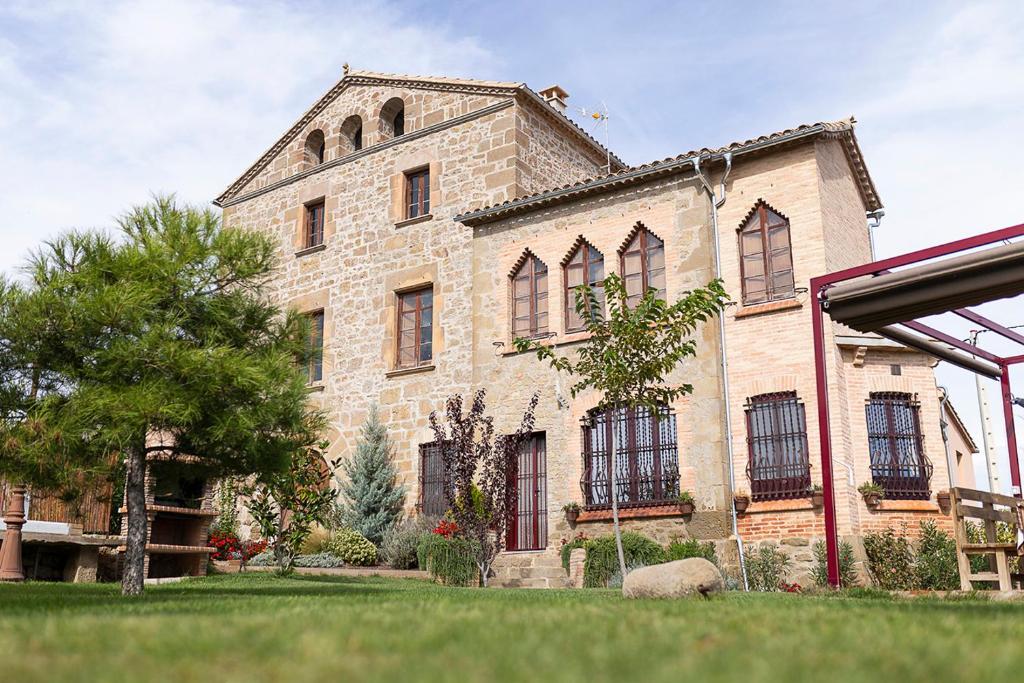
222;83;607;524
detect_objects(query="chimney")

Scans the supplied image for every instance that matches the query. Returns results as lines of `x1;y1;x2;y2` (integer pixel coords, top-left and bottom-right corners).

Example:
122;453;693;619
538;85;569;114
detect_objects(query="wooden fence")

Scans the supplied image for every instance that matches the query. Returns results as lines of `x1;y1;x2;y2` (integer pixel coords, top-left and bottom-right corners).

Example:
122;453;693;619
1;479;114;535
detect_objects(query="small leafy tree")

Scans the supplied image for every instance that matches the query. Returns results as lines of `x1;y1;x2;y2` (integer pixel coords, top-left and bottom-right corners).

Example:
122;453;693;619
429;389;538;587
340;404;406;545
244;448;337;574
513;273;726;580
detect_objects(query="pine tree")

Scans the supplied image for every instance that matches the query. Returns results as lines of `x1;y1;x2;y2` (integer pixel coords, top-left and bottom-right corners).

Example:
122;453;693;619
0;196;325;595
340;405;406;545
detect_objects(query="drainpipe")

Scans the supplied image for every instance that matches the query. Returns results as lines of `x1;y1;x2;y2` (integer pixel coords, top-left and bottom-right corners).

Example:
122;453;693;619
866;209;884;261
937;385;958;488
693;152;749;590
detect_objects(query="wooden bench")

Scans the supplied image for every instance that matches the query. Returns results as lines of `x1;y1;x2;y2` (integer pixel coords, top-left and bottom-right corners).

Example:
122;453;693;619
951;487;1022;591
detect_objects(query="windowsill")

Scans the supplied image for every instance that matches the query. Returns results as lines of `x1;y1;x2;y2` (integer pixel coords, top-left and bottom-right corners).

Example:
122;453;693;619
395;214;433;229
872;499;938;513
577;505;683;523
295;243;327;258
385;364;435;378
503;548;548;555
306;383;325;393
745;498;816;514
501;331;590;356
734;298;802;319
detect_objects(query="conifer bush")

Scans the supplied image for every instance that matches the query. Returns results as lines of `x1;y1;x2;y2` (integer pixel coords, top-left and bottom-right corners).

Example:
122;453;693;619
340;405;406;546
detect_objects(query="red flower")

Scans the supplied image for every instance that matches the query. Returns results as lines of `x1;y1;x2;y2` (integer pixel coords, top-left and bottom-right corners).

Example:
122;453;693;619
433;519;459;539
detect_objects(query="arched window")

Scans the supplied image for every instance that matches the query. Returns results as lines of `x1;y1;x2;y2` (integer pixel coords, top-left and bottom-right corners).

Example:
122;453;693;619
563;238;604;332
510;252;548;339
619;224;665;307
581;403;679;508
739;201;795;305
339;115;363;154
304;129;326;166
380;97;405;139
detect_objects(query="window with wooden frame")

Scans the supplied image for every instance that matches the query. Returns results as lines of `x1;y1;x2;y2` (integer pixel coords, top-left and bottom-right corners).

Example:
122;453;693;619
507;433;548;552
563;240;604;332
306;310;324;383
510;252;548;339
419;442;450;517
581;404;679;509
745;392;811;501
304;200;325;249
620;225;666;308
396;285;433;368
739;201;795;305
865;392;933;499
405;168;430;219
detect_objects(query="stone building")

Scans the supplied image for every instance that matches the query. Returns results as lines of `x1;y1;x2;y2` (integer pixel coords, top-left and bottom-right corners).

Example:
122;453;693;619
217;71;958;586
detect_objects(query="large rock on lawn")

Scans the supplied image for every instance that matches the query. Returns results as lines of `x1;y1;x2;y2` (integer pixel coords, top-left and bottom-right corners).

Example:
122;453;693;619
622;558;724;599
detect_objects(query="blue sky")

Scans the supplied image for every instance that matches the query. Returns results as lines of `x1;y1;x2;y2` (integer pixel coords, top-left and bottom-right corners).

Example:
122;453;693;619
1;0;1022;488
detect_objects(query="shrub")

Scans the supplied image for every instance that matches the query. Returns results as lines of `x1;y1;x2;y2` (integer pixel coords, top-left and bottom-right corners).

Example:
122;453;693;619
293;553;345;568
207;530;242;561
915;520;959;590
584;532;667;587
666;538;717;564
299;526;333;555
339;405;406;545
417;533;479;586
811;539;858;587
863;527;914;590
560;533;589;574
325;528;378;566
248;550;275;567
746;544;791;592
381;517;435;569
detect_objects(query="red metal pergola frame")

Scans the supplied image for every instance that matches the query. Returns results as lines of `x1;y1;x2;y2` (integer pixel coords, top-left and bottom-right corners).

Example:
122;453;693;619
812;222;1024;587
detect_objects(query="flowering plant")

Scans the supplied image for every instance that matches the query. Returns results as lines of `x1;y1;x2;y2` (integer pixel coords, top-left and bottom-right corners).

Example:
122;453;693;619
208;530;243;561
780;582;802;593
242;539;268;561
433;519;460;539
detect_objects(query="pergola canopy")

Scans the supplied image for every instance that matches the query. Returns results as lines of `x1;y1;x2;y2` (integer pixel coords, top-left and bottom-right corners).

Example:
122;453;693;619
811;222;1024;587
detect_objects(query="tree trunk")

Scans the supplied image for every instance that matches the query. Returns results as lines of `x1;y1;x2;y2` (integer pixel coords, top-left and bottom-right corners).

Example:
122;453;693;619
609;416;627;581
122;442;148;596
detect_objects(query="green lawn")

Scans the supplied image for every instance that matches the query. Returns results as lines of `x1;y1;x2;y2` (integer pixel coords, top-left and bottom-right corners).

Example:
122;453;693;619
1;574;1022;682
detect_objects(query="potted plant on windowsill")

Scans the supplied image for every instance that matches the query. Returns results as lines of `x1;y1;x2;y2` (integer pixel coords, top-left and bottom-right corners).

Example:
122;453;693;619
809;484;824;508
733;492;751;514
858;481;884;509
677;490;696;516
563;502;581;525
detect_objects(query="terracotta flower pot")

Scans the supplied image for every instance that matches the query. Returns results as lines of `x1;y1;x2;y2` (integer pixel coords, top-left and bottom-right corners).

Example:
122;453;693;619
936;490;952;514
863;492;881;509
811;492;824;508
565;509;580;525
734;495;751;514
678;501;695;516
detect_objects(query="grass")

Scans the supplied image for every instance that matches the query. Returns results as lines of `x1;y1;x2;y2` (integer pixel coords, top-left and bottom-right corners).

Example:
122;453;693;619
2;574;1023;682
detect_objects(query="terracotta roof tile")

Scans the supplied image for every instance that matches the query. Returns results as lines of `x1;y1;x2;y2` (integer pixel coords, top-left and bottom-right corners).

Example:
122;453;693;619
457;118;882;225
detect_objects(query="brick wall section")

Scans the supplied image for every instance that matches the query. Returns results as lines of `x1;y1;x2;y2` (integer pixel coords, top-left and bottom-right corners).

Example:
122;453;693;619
473;176;728;584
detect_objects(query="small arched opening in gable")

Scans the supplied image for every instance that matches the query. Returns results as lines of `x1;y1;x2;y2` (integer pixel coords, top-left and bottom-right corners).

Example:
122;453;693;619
339;115;363;155
304;129;326;167
379;97;405;139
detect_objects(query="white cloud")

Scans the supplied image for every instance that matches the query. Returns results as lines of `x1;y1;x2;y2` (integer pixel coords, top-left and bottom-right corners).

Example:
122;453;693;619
0;0;497;275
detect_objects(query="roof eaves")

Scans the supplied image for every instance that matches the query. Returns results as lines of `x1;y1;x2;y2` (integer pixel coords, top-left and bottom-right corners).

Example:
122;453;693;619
458;121;854;226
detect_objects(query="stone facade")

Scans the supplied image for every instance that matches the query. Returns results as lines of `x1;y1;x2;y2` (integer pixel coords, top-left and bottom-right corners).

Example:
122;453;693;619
220;72;959;588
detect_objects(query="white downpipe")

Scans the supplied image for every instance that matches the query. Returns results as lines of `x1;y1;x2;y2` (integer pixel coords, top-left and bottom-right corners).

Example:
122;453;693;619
693;152;749;591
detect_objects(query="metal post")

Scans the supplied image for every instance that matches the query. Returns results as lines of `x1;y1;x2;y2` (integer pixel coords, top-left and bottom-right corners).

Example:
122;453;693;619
999;366;1022;497
811;281;841;587
0;484;27;582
